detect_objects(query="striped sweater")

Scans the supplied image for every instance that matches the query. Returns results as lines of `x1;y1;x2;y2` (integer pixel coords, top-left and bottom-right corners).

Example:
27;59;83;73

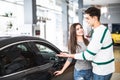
74;25;115;75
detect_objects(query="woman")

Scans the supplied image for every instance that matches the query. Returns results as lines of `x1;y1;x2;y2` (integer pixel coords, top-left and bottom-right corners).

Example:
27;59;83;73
54;23;92;80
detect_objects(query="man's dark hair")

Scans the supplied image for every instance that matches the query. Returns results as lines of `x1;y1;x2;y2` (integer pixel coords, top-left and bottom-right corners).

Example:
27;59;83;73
85;7;101;21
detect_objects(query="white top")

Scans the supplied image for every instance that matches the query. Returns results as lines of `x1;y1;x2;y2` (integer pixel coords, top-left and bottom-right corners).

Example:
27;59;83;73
74;25;115;75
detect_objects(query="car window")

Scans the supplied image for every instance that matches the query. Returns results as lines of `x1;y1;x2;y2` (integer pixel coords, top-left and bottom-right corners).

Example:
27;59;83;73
35;43;58;63
17;44;28;51
0;43;33;76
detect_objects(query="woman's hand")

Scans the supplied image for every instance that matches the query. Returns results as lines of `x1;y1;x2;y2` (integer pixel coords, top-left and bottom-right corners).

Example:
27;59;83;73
54;70;63;76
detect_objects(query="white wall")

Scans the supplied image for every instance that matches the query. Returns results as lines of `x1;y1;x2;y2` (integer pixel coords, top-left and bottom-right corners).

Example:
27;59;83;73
101;4;120;24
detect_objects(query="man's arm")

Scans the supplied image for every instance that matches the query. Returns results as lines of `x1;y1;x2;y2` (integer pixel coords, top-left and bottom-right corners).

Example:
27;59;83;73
57;27;108;61
56;52;75;58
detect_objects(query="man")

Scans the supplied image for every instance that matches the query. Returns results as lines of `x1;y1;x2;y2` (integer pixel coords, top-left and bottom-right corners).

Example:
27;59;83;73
57;7;115;80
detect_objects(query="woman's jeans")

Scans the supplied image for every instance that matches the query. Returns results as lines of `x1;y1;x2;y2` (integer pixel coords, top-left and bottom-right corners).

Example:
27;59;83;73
74;69;93;80
93;73;112;80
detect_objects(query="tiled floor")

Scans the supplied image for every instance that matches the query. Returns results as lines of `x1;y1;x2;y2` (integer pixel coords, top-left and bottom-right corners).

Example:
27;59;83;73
111;73;120;80
110;46;120;80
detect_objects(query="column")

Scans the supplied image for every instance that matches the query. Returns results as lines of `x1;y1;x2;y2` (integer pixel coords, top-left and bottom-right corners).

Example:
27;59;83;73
24;0;37;36
78;0;83;25
62;0;69;48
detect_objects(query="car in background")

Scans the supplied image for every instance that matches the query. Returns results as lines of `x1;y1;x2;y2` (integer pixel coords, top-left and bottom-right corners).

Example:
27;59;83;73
0;36;74;80
111;31;120;44
111;24;120;45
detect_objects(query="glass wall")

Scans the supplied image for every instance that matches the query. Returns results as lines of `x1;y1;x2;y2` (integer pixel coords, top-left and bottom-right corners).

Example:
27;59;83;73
36;0;64;49
0;0;24;36
36;0;78;50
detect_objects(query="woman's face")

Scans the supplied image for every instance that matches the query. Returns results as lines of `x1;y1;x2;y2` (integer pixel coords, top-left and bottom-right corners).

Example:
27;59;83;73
76;25;84;36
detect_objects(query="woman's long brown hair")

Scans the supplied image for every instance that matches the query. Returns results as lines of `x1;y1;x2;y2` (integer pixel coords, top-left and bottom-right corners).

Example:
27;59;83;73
68;23;89;54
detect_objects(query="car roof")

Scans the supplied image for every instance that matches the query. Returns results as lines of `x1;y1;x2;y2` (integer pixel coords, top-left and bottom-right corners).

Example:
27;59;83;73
0;36;61;53
0;36;44;47
0;36;41;40
0;36;46;43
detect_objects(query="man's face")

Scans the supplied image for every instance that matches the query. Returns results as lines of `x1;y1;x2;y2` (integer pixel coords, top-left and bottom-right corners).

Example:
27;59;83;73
84;14;95;27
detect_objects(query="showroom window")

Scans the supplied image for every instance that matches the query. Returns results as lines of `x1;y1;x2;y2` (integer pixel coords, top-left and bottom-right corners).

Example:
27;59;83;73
0;0;24;35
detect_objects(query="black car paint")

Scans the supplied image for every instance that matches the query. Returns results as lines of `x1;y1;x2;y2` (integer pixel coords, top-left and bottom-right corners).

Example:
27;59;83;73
0;36;69;80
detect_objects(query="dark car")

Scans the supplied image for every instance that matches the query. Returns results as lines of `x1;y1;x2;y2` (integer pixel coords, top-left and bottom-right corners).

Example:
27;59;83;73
0;36;74;80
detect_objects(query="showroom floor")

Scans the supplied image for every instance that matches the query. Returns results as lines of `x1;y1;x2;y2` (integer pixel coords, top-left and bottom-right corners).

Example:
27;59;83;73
110;46;120;80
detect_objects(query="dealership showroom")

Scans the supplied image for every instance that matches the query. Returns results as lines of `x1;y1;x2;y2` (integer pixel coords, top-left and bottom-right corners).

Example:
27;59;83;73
0;0;120;80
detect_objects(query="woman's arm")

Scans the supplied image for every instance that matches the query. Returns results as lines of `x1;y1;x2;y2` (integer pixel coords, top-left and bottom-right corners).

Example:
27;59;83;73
54;59;71;76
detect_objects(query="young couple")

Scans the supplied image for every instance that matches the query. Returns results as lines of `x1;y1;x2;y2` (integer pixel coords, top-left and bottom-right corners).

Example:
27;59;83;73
54;7;115;80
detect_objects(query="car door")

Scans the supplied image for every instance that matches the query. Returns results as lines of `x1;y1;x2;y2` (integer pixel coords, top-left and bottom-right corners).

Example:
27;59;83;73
0;43;31;80
29;42;74;80
0;42;58;80
27;42;66;80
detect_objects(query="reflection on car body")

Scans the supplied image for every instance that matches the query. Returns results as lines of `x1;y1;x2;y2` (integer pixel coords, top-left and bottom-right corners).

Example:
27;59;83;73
0;36;73;80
